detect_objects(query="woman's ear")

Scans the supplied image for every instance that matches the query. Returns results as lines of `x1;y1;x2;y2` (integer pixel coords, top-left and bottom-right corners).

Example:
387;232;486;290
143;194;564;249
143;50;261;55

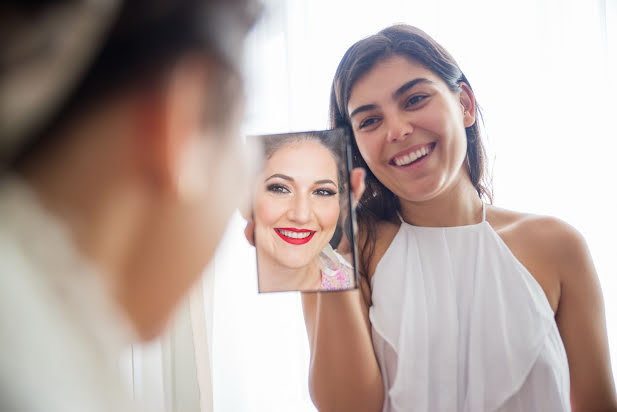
458;82;476;128
133;55;215;198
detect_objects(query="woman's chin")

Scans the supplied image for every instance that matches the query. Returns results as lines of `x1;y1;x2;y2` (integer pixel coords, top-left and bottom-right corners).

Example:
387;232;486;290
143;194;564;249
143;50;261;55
397;189;440;204
276;258;314;271
394;177;448;203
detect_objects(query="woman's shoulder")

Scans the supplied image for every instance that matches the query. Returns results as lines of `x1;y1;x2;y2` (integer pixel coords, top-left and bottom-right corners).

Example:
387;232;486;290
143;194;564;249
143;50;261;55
487;204;585;252
487;205;592;290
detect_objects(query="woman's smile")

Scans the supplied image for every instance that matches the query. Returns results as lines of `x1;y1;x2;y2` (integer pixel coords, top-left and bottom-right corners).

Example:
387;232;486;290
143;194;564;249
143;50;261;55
390;142;436;168
274;227;316;245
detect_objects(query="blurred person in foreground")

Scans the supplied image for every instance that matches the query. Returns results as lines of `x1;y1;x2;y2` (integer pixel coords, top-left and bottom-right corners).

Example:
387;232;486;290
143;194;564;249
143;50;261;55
0;0;258;410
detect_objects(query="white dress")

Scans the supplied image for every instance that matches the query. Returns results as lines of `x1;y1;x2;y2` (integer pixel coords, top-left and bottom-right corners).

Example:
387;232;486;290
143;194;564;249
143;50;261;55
369;204;571;412
0;176;136;412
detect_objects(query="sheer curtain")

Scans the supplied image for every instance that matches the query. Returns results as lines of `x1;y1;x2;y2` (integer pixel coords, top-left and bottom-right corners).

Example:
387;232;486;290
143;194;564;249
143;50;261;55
130;1;617;411
121;266;215;412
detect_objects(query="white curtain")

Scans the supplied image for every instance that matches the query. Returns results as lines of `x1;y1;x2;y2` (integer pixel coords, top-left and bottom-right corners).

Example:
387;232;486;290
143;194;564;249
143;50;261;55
128;1;617;411
122;266;215;412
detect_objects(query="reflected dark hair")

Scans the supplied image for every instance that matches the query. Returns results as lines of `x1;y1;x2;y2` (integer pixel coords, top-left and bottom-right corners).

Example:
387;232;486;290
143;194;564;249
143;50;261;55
329;24;493;278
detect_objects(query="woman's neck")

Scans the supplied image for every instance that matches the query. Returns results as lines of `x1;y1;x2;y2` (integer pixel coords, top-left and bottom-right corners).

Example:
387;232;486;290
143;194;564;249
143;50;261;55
398;174;483;227
258;257;322;292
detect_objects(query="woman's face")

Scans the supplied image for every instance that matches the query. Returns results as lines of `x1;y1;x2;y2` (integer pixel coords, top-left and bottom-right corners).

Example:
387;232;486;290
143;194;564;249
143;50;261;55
121;63;249;340
125;127;247;340
254;139;340;271
347;55;473;203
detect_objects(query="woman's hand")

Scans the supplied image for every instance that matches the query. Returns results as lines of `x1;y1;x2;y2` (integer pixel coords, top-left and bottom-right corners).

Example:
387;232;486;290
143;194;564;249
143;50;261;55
349;167;366;209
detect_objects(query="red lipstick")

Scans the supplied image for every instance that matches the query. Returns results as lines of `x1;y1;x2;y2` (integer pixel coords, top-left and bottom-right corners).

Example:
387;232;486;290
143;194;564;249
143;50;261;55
274;227;316;245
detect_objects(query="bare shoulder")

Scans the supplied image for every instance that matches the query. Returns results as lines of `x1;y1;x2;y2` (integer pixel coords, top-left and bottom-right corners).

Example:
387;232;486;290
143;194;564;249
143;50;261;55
488;204;589;264
487;205;594;311
489;207;616;409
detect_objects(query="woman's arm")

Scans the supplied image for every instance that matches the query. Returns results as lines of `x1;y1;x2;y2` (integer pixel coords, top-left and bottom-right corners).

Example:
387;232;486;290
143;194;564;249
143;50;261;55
551;220;617;411
302;167;384;411
302;277;384;412
302;216;399;412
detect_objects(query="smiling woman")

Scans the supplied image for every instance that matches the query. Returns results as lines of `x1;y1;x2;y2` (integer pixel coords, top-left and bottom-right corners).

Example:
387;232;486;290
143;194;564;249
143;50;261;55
301;24;617;412
251;130;356;293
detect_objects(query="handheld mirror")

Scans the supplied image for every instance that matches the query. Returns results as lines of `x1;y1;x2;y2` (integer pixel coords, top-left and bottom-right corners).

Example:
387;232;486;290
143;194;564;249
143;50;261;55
248;128;358;293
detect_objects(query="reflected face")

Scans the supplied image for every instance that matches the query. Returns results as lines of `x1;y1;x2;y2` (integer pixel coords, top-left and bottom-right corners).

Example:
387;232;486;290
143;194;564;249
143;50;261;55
254;140;340;271
347;55;469;202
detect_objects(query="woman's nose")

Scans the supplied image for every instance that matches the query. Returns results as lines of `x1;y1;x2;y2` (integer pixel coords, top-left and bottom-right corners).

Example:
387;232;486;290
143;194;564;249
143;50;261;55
288;194;312;224
385;112;413;143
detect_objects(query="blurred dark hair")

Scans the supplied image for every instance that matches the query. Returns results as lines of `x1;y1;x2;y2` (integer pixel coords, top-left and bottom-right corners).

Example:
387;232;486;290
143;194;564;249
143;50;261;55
329;24;493;278
2;0;259;170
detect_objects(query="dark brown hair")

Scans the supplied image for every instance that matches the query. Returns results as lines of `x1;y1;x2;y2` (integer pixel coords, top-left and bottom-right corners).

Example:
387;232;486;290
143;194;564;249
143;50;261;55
329;24;493;279
2;0;259;170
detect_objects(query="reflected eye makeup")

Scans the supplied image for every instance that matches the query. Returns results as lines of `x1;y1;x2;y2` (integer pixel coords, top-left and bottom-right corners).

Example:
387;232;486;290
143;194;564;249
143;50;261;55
314;188;337;196
267;183;290;194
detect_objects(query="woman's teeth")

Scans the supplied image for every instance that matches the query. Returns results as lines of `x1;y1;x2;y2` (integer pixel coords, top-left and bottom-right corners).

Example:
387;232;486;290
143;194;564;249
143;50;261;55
276;229;313;239
394;145;431;166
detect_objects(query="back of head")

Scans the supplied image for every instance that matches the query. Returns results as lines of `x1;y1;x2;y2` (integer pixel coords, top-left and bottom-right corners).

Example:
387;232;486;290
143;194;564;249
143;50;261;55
0;0;261;340
0;0;260;171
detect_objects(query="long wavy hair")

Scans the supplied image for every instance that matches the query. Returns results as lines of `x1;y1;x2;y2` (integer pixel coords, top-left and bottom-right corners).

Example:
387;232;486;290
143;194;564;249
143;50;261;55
329;24;493;280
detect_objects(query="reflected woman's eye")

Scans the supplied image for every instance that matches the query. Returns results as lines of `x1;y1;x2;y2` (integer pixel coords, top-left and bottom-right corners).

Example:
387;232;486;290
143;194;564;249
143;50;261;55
314;188;337;197
267;184;290;194
405;94;428;107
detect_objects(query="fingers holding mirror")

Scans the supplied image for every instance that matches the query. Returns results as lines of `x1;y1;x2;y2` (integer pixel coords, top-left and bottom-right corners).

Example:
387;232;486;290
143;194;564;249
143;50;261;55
350;167;366;209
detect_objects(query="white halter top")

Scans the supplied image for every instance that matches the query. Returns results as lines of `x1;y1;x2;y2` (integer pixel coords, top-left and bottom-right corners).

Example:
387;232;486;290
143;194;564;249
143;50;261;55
369;204;571;412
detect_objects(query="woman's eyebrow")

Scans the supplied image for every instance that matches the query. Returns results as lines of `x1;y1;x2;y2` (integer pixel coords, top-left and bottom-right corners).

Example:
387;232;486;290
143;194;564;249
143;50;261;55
315;179;337;186
392;78;433;100
349;77;434;119
265;173;293;182
350;104;378;119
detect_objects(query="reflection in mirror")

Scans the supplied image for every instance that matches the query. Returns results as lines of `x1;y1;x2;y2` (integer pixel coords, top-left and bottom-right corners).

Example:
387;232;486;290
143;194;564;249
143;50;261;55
249;129;357;293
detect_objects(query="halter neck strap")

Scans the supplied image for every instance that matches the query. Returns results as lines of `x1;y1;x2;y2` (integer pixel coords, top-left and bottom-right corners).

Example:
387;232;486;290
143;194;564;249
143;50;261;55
396;201;486;225
481;201;486;222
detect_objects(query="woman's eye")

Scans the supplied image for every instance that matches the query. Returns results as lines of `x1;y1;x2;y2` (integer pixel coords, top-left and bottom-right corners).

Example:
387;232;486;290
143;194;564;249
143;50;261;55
314;188;337;197
358;117;380;129
267;184;290;194
405;95;428;107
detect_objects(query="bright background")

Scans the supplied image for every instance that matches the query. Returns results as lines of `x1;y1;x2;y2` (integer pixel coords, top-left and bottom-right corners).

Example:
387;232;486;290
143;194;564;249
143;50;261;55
211;1;617;411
